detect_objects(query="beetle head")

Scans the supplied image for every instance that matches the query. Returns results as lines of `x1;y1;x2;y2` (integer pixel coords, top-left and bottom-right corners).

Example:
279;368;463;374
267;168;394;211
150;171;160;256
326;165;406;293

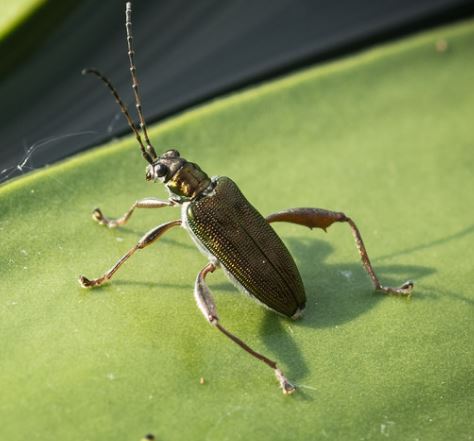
146;149;211;200
146;149;184;182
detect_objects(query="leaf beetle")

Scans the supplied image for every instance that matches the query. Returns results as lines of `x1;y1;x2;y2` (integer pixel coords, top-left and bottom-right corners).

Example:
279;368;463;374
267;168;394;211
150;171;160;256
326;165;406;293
79;2;414;394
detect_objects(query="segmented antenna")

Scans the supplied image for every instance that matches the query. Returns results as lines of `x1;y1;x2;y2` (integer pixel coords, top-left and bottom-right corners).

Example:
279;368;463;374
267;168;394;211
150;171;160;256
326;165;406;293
81;68;155;164
125;2;158;161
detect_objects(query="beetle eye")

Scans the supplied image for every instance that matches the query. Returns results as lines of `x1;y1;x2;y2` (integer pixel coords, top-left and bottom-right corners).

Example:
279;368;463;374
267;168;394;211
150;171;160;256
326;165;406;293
155;163;168;178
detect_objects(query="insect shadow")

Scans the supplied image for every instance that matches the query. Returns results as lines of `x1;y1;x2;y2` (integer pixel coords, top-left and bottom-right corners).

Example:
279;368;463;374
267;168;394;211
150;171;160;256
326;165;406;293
284;236;434;329
112;224;469;385
266;234;434;382
205;235;433;383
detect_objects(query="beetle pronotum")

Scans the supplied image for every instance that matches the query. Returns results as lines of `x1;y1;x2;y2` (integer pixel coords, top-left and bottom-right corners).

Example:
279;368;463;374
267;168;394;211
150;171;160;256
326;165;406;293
79;2;414;394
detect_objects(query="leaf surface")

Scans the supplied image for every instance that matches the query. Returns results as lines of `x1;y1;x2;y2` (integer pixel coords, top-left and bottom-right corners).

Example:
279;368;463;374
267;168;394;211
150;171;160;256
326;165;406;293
1;20;473;441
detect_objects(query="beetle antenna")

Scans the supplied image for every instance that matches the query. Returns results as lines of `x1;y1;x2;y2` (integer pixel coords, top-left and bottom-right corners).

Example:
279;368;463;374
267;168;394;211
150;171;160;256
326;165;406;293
82;68;155;164
125;2;158;162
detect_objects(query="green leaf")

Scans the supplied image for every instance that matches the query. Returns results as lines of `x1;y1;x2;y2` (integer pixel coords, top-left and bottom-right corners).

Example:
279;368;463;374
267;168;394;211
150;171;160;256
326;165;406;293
1;20;473;441
0;0;45;38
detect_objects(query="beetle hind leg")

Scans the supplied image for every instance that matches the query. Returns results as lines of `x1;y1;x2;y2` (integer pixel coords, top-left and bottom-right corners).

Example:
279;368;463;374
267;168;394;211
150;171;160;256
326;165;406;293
266;208;414;296
195;263;296;395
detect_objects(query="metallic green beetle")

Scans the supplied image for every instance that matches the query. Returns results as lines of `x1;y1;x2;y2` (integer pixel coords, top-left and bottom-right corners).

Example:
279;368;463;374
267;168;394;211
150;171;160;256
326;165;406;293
79;2;414;394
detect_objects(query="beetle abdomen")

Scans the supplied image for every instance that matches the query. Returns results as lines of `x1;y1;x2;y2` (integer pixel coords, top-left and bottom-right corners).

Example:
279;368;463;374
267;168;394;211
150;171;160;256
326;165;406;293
186;177;306;318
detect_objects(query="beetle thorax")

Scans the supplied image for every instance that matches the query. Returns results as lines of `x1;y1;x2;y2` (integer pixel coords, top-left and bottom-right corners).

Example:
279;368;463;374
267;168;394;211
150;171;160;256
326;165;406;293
145;149;211;201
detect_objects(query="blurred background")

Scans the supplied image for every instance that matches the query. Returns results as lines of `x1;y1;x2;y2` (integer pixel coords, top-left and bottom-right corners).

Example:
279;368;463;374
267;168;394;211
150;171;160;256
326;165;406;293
1;0;473;183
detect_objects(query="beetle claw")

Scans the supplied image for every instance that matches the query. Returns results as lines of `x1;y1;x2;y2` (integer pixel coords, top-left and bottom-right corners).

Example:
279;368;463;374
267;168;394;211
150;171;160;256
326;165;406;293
275;368;296;395
377;280;414;296
92;208;105;223
400;280;415;293
78;275;93;288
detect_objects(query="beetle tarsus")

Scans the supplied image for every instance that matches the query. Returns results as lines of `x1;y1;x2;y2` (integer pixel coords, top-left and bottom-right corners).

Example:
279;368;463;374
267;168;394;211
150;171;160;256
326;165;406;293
92;207;120;228
92;207;119;228
377;280;414;296
275;368;296;395
92;207;105;223
78;275;96;288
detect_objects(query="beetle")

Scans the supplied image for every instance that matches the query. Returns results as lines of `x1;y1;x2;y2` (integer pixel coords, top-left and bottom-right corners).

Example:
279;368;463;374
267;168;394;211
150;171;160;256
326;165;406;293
79;2;414;394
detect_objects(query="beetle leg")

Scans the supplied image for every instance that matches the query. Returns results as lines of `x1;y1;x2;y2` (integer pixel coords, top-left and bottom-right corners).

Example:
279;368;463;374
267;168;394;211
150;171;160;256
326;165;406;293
79;219;181;288
93;198;175;228
266;208;414;296
194;262;296;395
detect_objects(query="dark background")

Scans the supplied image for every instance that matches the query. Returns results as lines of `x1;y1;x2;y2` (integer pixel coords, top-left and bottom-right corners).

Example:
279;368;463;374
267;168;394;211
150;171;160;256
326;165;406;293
1;0;473;182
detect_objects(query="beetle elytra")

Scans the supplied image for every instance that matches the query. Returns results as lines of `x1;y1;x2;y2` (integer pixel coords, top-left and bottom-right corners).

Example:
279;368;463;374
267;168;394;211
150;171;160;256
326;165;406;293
79;2;414;394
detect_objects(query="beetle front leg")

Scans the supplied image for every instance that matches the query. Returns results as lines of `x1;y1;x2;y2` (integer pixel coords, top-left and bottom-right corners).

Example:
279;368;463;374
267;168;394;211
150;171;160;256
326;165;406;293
266;208;414;296
93;197;175;228
79;219;181;288
194;263;296;395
